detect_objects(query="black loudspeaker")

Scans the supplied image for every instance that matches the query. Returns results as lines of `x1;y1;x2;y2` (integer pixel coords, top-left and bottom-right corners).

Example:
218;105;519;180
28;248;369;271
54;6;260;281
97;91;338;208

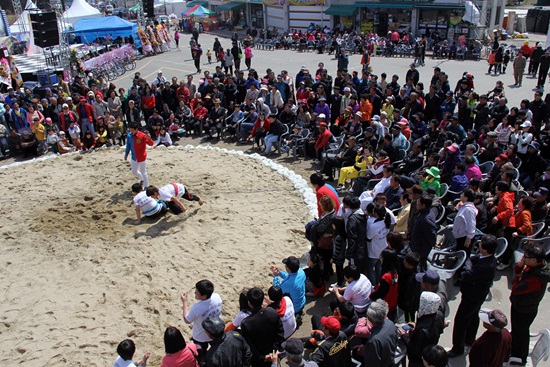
30;11;59;48
143;0;154;18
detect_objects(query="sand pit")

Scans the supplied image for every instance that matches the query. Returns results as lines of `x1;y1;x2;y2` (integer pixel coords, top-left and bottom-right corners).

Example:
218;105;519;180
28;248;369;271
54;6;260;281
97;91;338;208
0;147;311;366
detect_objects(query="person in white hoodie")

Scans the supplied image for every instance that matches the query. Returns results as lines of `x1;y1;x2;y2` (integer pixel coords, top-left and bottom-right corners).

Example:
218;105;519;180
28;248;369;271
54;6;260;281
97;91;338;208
366;203;392;285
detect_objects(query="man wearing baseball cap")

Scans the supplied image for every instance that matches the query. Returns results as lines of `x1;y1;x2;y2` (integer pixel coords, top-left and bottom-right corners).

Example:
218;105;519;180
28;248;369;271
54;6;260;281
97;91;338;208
203;316;252;367
310;316;351;367
468;309;511;367
415;269;448;315
268;338;317;367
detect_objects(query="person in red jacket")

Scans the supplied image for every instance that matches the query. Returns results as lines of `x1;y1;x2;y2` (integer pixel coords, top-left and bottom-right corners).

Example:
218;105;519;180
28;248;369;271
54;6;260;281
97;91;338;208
315;121;332;162
78;97;95;137
247;112;270;151
191;101;208;137
124;123;154;188
490;181;516;238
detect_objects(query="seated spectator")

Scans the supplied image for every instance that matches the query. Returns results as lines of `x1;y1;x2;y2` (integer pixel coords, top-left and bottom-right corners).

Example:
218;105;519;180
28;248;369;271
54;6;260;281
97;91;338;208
398;141;424;175
419;167;441;197
270;255;306;314
422;345;449;367
267;339;315;367
224;290;251;332
531;187;549;222
56;131;73;154
383;175;404;210
266;286;296;339
203;316;252;367
468;309;511;367
336;145;373;190
448;162;469;200
478;131;500;163
358;299;397;367
331;265;372;315
464;155;482;180
303;253;326;297
160;326;198;367
310;316;351;367
113;339;150;367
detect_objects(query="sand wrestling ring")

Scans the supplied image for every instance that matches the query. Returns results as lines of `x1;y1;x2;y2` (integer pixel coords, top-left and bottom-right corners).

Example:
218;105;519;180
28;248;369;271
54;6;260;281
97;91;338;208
0;146;317;366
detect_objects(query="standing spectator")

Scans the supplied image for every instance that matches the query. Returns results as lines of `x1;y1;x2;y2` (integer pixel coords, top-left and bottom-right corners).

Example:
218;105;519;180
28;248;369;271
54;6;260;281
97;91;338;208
409;195;437;269
536;48;550;90
241;288;285;367
192;44;203;74
468;309;512;367
244;44;253;70
509;242;550;365
447;235;497;359
181;279;223;356
452;189;478;256
513;50;527;87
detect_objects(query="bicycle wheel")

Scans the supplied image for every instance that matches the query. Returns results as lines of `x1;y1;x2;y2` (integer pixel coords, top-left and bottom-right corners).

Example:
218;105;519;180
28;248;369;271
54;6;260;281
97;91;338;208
125;60;136;71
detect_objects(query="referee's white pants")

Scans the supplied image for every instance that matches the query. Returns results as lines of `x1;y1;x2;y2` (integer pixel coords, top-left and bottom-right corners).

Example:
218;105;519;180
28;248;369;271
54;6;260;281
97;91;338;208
131;159;149;188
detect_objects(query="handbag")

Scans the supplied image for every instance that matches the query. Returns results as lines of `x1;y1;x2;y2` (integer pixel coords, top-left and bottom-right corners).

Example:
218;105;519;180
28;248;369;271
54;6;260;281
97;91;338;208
318;234;333;250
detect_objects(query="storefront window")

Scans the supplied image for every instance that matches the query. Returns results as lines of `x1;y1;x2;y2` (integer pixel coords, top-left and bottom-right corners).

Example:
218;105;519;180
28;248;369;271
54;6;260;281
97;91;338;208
360;8;411;36
418;9;466;41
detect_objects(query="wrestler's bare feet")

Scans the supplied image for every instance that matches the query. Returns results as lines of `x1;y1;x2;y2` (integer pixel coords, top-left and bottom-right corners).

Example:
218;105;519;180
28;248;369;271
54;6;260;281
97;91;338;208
198;198;205;206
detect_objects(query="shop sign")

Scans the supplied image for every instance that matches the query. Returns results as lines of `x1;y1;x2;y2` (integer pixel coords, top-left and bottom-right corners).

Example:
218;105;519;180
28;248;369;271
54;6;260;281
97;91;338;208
342;17;354;26
263;0;284;5
289;0;325;5
360;22;373;33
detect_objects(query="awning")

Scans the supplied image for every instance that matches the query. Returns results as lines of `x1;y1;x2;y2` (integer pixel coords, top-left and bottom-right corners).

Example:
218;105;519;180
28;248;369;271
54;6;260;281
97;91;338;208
414;3;464;10
324;4;357;16
187;0;208;7
356;2;413;9
218;1;246;11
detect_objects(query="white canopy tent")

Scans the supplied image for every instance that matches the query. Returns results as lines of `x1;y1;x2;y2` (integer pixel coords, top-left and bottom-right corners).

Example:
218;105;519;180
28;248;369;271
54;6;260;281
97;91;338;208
63;0;102;25
159;0;187;16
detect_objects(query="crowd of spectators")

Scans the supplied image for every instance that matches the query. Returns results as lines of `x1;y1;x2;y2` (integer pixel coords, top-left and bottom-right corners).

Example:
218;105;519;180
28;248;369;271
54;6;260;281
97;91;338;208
2;35;550;367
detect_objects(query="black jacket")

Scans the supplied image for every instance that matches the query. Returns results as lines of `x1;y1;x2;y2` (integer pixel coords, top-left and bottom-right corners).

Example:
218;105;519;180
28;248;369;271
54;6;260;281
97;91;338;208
310;331;352;367
345;210;367;263
206;331;252;367
363;319;398;367
409;209;437;261
269;119;285;136
241;307;284;367
459;254;497;301
404;312;445;367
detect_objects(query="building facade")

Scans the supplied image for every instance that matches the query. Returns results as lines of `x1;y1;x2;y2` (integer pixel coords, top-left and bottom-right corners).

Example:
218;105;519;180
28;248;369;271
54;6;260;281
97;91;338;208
204;0;505;41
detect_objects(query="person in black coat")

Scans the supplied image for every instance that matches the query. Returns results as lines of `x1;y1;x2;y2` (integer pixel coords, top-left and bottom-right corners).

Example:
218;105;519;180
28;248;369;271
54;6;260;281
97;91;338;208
409;195;437;270
203;316;252;367
344;197;367;274
447;235;497;358
322;136;359;180
241;288;284;367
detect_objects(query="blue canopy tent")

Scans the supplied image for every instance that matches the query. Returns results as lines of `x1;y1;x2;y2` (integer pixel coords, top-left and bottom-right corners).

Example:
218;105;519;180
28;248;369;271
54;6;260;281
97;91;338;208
69;16;141;48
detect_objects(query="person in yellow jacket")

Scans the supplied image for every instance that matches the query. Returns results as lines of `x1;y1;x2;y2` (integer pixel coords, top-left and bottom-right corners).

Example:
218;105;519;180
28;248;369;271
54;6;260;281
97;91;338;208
337;145;374;189
31;117;46;155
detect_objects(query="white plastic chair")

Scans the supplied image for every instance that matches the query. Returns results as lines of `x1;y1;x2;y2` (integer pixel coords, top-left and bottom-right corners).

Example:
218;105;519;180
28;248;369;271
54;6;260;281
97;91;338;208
530;329;550;367
427;250;467;280
514;237;550;264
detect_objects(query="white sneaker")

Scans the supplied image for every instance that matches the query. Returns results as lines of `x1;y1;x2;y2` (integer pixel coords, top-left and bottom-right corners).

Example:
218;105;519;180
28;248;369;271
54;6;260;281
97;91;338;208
496;262;510;271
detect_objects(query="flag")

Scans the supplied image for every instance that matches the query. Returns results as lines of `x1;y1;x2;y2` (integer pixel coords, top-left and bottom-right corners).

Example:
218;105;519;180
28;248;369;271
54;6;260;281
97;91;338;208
8;56;23;86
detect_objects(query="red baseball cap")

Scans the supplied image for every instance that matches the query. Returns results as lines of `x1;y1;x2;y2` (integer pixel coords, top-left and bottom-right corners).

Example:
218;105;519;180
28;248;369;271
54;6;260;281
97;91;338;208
496;153;509;161
320;316;341;334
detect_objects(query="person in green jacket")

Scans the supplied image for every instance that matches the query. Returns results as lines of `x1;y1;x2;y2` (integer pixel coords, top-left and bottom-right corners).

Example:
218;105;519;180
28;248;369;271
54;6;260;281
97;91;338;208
419;166;441;196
